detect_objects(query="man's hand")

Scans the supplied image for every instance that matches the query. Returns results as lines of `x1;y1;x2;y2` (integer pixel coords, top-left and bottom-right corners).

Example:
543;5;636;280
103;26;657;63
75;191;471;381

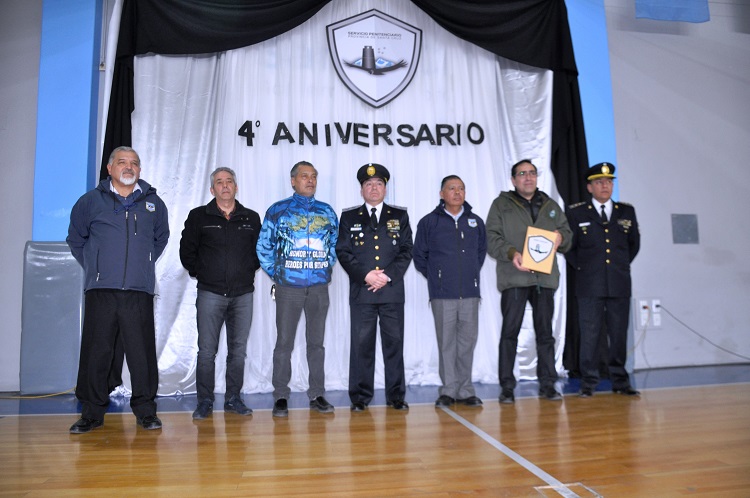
512;251;531;272
364;269;390;292
553;230;563;251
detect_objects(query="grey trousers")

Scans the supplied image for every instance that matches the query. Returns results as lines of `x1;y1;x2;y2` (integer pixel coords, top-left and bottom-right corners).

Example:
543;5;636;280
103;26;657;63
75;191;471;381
272;284;330;401
431;298;480;399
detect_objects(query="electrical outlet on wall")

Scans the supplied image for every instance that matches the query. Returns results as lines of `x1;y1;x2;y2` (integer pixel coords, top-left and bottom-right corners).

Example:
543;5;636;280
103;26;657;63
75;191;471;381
633;298;662;329
651;299;662;327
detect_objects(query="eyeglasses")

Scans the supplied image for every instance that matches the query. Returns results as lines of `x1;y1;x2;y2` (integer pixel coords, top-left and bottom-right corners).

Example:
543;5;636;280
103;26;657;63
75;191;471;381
513;170;538;178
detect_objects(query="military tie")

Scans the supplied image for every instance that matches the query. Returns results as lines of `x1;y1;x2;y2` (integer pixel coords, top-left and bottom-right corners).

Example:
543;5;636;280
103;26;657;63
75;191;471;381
600;204;608;223
370;207;378;229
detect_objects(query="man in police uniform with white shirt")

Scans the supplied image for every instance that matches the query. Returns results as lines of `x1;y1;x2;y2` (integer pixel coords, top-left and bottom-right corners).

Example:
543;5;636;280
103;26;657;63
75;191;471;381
566;162;640;397
336;163;413;412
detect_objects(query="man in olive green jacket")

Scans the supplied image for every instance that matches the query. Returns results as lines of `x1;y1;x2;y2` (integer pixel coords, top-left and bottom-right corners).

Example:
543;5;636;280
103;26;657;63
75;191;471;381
486;159;572;404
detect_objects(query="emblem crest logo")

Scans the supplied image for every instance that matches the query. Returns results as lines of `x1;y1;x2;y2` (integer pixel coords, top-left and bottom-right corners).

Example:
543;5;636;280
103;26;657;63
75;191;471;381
146;202;155;212
526;235;554;264
327;9;422;108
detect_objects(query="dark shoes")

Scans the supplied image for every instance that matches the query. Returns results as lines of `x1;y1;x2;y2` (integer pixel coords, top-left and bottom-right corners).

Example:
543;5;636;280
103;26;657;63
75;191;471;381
310;396;335;413
579;387;594;398
224;395;253;416
386;399;409;411
272;398;289;418
192;400;213;420
613;386;641;396
499;389;515;404
69;417;103;434
539;385;563;401
350;402;368;412
457;396;483;407
136;415;162;430
435;395;455;407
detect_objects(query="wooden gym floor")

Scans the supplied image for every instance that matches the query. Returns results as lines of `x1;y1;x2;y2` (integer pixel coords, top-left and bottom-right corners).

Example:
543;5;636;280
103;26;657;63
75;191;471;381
1;365;748;497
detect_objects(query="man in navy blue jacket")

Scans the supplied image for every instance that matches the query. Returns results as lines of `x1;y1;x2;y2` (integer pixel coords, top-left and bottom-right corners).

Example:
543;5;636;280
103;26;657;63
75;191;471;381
67;146;169;433
413;175;487;407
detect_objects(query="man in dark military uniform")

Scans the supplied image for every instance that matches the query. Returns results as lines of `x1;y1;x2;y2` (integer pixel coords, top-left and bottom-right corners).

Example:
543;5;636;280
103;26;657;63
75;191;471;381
336;163;413;412
567;162;640;397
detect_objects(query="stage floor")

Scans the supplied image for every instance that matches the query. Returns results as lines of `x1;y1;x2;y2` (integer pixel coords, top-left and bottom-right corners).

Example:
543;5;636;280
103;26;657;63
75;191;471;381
2;363;748;417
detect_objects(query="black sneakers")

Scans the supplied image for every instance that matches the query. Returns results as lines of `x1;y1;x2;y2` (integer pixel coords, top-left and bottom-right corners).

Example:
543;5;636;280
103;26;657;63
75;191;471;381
136;415;162;430
192;400;213;420
224;395;253;416
272;398;289;418
457;396;483;406
499;388;515;404
69;417;103;434
613;386;640;396
435;395;455;407
539;385;562;401
309;396;335;413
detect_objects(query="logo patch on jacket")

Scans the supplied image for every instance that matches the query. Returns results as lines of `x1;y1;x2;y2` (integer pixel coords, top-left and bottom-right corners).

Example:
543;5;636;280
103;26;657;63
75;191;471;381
146;202;155;212
468;218;477;228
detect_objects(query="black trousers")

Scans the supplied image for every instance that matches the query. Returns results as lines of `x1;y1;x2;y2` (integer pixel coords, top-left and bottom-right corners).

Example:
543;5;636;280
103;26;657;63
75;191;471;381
578;296;631;390
348;302;406;405
499;286;558;390
76;289;159;420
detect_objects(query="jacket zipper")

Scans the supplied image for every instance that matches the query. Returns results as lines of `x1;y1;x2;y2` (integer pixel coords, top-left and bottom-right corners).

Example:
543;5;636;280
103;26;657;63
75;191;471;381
455;218;463;298
122;210;130;289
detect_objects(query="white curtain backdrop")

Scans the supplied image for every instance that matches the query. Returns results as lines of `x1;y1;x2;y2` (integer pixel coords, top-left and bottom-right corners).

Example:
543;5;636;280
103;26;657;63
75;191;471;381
107;0;567;396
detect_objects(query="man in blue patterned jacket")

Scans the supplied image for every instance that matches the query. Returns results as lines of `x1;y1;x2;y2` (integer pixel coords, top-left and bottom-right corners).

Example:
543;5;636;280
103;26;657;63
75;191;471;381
257;161;339;417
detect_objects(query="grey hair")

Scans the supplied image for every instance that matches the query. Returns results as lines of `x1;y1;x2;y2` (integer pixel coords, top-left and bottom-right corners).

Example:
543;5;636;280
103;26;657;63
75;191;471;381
210;167;237;187
290;160;316;178
108;146;140;166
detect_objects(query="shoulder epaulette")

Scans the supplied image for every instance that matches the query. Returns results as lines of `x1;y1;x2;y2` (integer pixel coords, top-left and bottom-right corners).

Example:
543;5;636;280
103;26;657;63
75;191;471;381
568;201;587;209
342;205;361;212
617;201;633;207
387;204;408;211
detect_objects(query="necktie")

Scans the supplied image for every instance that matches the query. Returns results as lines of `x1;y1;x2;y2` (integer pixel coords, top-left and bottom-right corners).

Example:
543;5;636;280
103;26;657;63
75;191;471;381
370;207;378;228
600;204;608;223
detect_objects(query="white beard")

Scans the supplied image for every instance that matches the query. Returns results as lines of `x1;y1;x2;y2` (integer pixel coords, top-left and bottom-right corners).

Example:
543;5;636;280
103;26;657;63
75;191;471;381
119;173;137;186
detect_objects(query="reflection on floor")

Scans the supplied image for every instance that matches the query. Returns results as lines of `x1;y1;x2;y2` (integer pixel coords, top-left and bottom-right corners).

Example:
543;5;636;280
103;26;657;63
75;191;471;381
1;363;748;417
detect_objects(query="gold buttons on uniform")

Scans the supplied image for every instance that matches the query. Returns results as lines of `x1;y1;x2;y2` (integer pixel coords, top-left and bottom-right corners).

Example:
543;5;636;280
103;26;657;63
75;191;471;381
375;245;379;250
606;249;611;253
606;259;611;264
374;235;379;240
375;256;380;260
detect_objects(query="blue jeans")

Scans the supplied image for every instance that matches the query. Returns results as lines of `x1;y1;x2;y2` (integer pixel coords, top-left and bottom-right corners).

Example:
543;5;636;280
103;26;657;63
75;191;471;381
196;289;253;402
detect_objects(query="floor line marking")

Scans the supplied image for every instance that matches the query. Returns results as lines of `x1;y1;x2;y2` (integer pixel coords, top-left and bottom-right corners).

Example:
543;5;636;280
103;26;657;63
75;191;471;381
440;407;581;498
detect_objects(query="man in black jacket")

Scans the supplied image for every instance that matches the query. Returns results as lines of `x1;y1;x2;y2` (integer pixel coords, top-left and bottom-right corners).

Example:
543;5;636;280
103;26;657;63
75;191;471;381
336;163;413;412
567;162;640;397
180;167;262;419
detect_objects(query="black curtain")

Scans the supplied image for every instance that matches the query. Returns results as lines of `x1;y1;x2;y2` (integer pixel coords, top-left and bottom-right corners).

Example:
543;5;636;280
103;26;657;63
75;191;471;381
101;0;589;373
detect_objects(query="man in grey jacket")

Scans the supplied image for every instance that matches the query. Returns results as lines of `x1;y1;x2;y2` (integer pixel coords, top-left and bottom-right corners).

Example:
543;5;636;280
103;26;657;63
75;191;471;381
486;159;572;404
67;146;169;433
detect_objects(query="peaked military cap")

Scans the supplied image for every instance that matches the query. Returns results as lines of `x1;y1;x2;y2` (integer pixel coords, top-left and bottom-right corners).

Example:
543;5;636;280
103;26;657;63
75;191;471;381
357;163;390;184
586;162;616;181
